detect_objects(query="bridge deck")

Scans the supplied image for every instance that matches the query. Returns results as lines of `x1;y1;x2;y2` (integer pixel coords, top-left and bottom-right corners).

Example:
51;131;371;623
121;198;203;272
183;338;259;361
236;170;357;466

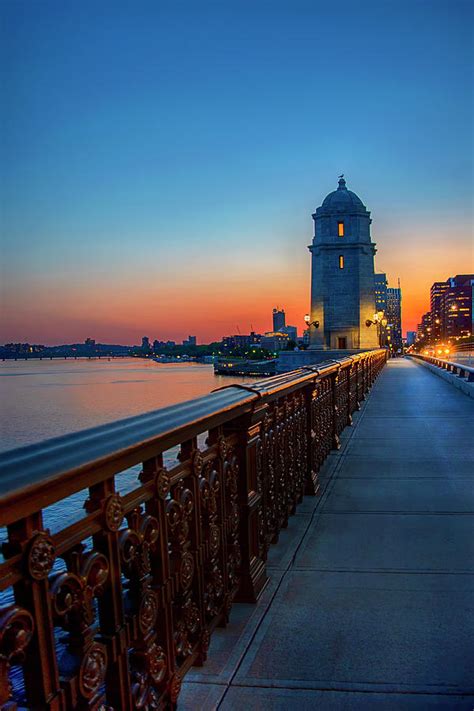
181;358;474;709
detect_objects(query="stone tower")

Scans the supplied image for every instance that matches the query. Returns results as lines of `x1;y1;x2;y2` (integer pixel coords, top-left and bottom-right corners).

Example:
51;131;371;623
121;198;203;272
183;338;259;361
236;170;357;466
309;177;379;350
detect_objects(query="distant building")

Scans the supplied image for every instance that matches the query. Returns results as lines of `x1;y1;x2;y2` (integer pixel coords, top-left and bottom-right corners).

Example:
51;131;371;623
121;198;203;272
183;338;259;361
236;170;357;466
272;308;286;332
386;286;402;350
84;338;96;347
261;332;289;352
441;275;473;339
417;312;432;341
182;335;197;346
141;336;150;352
406;331;417;346
374;273;388;313
418;275;473;344
430;281;450;340
222;332;262;350
281;325;297;342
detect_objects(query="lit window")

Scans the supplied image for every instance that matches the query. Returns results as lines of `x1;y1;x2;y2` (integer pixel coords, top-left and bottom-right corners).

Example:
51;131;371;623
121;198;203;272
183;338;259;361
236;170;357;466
339;255;344;269
338;221;344;237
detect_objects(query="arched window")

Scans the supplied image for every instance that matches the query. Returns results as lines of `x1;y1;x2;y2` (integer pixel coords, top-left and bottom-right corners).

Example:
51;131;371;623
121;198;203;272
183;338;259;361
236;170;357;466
339;255;344;269
338;221;344;237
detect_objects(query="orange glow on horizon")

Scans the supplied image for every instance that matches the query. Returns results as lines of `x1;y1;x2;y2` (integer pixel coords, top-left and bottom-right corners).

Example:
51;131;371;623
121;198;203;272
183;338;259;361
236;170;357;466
1;223;471;345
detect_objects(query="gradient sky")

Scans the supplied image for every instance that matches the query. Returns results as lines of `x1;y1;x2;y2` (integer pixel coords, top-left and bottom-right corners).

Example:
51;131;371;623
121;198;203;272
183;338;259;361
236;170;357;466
1;0;473;344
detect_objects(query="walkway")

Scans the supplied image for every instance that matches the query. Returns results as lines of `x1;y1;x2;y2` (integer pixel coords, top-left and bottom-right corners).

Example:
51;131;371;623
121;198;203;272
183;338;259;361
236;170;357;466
181;359;474;710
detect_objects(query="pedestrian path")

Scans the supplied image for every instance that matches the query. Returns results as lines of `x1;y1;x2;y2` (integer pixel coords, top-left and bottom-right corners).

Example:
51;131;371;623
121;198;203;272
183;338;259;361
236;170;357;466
181;359;474;710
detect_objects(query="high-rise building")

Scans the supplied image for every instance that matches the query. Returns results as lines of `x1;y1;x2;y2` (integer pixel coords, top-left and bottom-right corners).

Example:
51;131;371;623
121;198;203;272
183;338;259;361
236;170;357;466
406;331;417;346
374;273;388;313
272;308;285;332
419;275;473;344
430;281;450;340
441;275;473;339
141;336;150;352
386;286;402;350
417;312;432;341
309;177;379;350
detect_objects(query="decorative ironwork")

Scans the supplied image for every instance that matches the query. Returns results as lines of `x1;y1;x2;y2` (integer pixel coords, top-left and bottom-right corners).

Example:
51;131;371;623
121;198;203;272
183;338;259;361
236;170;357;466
103;492;124;531
0;605;34;707
26;532;55;580
0;350;386;708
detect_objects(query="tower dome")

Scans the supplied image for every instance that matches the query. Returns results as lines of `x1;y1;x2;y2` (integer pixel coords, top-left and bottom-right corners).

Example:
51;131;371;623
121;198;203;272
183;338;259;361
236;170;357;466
318;176;366;214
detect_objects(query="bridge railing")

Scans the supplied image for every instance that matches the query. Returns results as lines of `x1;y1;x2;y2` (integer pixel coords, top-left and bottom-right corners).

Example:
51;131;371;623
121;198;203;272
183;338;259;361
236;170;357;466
0;349;387;709
410;353;474;382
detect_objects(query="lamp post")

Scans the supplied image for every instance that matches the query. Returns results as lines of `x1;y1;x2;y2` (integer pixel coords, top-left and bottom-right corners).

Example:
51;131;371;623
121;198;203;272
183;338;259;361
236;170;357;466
304;314;320;329
365;311;388;348
303;314;320;349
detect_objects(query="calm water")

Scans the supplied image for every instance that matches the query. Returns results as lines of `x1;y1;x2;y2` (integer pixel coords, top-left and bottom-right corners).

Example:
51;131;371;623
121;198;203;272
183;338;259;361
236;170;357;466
0;358;255;571
1;358;257;696
0;358;253;452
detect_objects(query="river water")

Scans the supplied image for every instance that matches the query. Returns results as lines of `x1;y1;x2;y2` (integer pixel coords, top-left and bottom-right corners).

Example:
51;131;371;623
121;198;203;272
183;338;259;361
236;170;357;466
0;358;258;696
0;358;255;542
0;358;253;452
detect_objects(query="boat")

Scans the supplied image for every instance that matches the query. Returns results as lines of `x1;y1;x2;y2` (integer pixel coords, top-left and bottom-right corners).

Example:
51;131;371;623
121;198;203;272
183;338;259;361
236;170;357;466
213;359;276;376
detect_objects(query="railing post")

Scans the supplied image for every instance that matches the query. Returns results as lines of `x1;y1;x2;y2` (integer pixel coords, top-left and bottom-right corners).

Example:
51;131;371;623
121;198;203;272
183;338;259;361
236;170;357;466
354;358;361;410
304;380;320;495
224;406;268;604
5;514;63;709
86;479;134;710
331;369;341;451
346;362;353;426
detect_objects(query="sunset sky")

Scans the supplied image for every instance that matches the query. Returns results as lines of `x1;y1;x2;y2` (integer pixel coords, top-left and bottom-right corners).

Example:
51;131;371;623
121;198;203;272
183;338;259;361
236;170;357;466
1;0;472;345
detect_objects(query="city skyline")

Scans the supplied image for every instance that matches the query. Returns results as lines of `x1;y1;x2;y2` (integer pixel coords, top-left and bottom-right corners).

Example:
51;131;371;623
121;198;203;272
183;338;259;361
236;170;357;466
1;1;472;345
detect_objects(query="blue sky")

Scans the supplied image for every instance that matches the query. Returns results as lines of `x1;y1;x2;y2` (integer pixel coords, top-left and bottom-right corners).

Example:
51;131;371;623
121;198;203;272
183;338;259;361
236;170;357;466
1;0;472;342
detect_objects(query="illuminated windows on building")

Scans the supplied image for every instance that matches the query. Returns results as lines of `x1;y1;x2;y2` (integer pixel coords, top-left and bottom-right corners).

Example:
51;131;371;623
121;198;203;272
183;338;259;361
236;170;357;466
339;255;344;269
338;221;344;237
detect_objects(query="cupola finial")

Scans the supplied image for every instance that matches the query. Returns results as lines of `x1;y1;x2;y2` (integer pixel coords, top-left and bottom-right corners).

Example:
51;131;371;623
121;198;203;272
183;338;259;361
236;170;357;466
338;174;346;190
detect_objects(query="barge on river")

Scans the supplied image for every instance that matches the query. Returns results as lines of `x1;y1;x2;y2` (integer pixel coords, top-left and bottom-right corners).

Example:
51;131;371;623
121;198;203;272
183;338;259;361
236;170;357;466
214;358;276;376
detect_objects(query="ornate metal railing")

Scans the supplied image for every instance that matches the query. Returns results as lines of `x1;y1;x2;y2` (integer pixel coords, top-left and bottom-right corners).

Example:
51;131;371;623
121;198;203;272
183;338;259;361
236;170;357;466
0;350;386;709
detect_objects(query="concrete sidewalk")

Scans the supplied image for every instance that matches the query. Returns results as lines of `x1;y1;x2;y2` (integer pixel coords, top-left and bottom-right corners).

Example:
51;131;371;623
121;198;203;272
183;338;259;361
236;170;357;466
181;359;474;710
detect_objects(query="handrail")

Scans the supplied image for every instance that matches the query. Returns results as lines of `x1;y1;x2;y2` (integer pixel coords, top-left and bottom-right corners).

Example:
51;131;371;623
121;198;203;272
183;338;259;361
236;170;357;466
0;349;386;709
0;352;377;523
410;353;474;381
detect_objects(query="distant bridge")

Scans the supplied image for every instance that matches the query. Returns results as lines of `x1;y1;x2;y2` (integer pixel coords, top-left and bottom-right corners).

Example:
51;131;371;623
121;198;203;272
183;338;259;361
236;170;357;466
1;351;473;709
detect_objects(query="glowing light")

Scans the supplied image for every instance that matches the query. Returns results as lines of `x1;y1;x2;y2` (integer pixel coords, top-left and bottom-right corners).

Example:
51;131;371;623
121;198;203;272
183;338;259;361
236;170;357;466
338;222;344;237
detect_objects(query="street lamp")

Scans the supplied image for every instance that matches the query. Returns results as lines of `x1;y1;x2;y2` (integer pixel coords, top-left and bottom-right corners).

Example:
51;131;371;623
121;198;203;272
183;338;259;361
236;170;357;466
365;311;388;348
304;314;319;328
365;311;387;328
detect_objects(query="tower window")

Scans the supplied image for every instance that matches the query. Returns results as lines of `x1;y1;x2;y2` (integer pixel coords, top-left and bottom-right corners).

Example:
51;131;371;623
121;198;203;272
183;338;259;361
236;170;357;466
339;255;344;269
338;221;344;237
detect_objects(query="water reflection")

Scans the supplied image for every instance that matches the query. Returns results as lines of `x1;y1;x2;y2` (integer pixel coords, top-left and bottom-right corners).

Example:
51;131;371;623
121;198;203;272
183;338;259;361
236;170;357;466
0;358;255;451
